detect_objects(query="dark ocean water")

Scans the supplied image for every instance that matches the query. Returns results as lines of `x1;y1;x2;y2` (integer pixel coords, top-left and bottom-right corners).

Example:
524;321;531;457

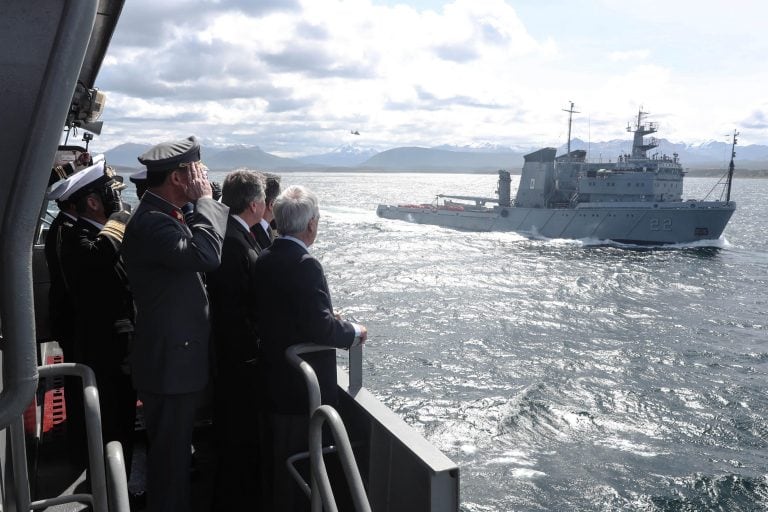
155;172;768;511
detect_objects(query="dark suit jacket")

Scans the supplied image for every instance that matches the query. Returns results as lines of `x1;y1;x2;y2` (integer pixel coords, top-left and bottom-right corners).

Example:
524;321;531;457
251;221;274;252
207;215;261;370
122;192;229;394
44;211;77;342
253;238;356;414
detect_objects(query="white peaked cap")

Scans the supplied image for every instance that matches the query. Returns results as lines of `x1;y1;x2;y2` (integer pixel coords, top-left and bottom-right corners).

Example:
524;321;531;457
57;160;107;201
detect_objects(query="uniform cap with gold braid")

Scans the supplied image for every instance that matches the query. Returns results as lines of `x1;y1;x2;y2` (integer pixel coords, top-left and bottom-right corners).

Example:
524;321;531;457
47;172;77;201
60;160;125;202
49;166;91;201
138;136;201;173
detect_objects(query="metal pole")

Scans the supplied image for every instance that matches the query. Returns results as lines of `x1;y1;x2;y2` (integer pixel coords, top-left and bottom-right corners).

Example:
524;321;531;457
562;101;580;159
349;344;363;392
310;406;372;512
106;441;130;512
9;417;31;512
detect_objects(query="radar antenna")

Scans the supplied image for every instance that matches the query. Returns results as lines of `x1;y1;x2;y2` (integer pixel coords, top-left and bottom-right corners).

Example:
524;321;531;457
562;101;580;160
726;129;738;203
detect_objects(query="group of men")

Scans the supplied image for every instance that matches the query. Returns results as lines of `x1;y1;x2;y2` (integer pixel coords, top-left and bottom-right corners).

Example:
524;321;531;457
44;136;367;512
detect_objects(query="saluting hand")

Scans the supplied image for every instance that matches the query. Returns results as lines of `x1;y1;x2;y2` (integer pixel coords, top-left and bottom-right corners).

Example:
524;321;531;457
185;161;213;201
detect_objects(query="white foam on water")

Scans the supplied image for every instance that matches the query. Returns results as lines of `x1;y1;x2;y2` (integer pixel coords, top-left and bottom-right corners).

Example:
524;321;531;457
510;468;547;479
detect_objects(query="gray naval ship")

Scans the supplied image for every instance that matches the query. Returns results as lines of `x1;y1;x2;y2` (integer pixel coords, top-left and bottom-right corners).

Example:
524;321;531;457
377;108;737;245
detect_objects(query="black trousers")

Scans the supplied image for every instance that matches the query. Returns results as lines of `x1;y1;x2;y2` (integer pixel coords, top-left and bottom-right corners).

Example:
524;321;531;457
211;366;263;510
264;412;313;512
139;390;201;512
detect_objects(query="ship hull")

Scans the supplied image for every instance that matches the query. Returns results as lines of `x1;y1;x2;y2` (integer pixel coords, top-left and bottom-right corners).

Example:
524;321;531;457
376;201;736;245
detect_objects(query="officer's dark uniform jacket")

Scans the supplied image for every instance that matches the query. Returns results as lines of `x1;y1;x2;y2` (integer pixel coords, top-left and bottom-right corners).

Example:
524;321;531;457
121;191;229;394
44;211;78;344
62;217;134;372
60;215;137;471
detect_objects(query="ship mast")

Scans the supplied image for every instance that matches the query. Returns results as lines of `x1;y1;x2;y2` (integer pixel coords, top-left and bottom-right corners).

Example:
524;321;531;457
726;129;738;203
562;101;580;160
627;108;658;159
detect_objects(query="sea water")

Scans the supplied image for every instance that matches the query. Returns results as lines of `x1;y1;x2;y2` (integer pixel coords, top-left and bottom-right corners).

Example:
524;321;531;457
140;172;768;511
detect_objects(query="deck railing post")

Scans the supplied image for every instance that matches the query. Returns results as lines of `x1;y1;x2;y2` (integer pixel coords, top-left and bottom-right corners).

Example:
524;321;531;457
349;344;363;392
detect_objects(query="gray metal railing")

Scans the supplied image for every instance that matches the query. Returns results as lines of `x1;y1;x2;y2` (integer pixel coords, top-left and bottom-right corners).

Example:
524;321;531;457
105;441;130;512
348;343;363;392
18;363;128;512
310;405;370;512
285;343;371;512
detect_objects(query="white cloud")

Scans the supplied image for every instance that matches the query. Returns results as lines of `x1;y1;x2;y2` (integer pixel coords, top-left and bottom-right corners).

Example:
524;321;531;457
608;50;649;62
91;0;768;156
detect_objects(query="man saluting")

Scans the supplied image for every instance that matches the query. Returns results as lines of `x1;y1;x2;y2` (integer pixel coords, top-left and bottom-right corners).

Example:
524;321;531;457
121;136;228;512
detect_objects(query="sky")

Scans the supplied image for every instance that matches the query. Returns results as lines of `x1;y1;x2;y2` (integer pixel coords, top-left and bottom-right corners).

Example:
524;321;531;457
90;0;768;156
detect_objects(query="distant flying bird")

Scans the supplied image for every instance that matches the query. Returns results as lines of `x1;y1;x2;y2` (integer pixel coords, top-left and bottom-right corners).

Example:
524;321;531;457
351;130;360;135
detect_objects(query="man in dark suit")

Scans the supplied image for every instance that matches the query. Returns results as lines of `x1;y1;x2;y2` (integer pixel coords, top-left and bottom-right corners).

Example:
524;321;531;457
251;172;281;250
58;161;137;475
253;185;367;511
121;136;229;512
206;170;265;509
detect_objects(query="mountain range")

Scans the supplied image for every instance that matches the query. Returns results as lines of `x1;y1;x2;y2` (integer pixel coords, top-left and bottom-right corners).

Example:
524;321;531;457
103;138;768;174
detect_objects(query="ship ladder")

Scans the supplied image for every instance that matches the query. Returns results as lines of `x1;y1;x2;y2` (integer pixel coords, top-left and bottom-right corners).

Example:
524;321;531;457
286;343;372;512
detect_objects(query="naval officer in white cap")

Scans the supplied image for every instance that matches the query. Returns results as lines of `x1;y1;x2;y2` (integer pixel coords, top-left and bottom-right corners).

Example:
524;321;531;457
57;159;138;477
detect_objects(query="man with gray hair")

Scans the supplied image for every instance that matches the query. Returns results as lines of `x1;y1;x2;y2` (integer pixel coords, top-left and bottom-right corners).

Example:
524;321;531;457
253;185;367;510
206;169;266;509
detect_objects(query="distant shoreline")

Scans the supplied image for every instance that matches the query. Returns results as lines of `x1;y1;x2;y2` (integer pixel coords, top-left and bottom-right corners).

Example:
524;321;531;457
113;165;768;178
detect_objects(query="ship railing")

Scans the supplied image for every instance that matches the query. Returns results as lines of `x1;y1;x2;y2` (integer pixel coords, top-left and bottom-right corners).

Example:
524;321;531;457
285;343;371;512
437;194;498;207
14;363;129;512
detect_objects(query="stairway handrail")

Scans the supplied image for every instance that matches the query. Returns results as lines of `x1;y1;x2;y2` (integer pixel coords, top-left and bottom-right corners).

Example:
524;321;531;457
285;343;371;512
310;405;371;512
26;363;115;512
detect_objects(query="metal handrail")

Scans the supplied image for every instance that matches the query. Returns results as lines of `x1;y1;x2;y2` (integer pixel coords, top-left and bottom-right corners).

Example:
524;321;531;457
349;343;363;392
285;343;371;512
310;406;371;512
285;344;327;415
24;363;116;512
10;417;32;509
105;441;130;512
287;445;340;498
